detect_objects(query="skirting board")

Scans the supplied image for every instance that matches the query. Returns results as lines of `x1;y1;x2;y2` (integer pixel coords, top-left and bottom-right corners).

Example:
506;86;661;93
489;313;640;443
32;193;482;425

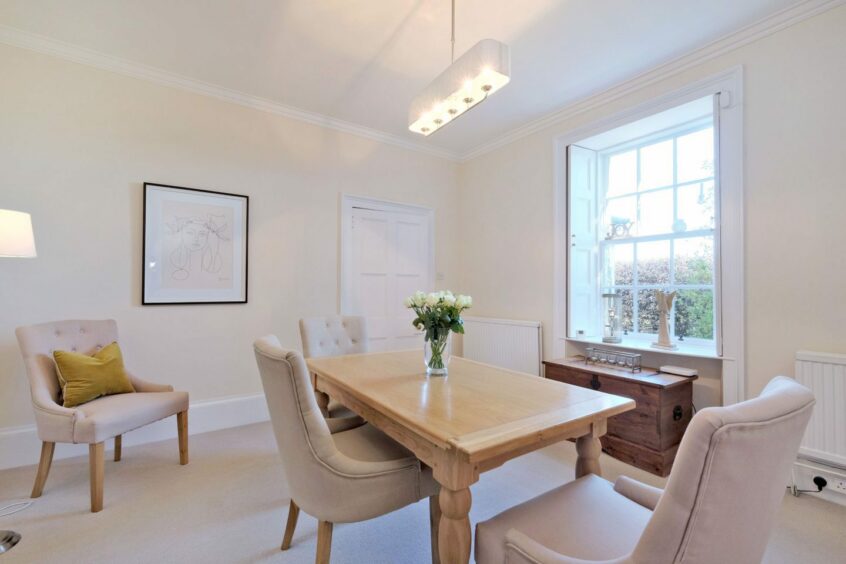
0;392;269;471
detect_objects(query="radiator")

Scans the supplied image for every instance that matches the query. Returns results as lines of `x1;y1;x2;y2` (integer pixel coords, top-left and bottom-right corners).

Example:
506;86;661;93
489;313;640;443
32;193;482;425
461;316;542;376
795;350;846;469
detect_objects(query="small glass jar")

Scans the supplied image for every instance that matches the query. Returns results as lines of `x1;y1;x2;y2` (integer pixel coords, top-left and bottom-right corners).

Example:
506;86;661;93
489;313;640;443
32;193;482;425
602;292;623;344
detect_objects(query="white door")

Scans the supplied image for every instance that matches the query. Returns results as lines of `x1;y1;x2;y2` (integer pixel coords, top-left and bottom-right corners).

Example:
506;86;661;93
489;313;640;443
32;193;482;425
342;201;433;352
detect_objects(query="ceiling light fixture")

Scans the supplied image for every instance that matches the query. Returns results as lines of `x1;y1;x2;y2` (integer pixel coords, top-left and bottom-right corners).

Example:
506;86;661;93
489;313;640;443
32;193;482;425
409;0;510;136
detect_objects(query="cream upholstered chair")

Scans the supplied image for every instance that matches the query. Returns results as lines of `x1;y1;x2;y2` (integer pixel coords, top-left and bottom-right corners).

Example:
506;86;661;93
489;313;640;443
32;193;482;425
299;315;367;421
254;336;439;564
475;376;815;564
15;319;189;512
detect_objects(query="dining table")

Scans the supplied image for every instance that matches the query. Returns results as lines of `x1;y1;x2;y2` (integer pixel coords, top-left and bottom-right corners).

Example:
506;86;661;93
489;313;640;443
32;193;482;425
307;350;635;564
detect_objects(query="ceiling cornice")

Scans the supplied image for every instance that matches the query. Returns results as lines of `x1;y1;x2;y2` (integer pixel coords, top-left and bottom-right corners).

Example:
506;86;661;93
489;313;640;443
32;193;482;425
0;24;461;162
457;0;845;161
1;0;842;164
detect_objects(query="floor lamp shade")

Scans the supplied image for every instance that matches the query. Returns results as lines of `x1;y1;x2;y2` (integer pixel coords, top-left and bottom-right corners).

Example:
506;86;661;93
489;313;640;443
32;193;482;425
0;209;37;257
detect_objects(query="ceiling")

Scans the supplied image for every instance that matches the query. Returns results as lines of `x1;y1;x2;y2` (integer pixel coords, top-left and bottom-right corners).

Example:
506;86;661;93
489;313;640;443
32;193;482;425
0;0;805;157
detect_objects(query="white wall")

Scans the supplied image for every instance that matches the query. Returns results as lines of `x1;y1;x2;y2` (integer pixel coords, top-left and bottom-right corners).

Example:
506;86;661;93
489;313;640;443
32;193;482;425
457;6;846;405
0;43;459;432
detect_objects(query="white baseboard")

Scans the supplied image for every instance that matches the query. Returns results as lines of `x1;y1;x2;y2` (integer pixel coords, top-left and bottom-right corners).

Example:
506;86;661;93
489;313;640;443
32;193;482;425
0;392;269;471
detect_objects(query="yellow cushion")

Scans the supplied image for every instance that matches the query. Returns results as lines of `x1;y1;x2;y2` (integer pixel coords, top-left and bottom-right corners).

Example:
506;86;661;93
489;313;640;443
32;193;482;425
53;342;135;407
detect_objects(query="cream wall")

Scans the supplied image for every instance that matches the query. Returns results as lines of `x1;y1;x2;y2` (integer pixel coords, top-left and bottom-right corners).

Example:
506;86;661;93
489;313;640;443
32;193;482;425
0;44;459;430
457;7;846;406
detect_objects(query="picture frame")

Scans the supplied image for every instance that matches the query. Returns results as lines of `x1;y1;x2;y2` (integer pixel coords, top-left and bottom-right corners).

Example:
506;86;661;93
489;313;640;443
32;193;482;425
142;183;248;305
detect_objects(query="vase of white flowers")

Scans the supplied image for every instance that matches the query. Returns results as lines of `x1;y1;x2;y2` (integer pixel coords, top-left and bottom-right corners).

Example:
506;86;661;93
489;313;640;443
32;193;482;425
404;290;473;376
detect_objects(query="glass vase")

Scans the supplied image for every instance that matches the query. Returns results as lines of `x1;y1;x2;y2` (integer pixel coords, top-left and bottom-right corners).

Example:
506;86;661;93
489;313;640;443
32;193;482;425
424;331;452;376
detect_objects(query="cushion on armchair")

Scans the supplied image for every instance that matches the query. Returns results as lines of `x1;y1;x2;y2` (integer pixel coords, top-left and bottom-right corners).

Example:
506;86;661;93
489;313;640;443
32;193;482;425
53;342;135;407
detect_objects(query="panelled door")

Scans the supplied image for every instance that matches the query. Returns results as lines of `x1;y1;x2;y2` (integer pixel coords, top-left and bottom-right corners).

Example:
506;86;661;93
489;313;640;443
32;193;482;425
343;201;433;352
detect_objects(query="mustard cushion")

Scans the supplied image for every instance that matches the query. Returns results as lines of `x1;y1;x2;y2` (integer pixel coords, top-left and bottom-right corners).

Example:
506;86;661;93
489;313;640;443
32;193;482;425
53;342;135;407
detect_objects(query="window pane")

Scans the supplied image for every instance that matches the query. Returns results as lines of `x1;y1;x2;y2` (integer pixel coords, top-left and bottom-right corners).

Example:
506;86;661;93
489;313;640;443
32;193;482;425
619;289;634;333
637;289;660;334
677;181;715;231
638;189;673;236
604;195;636;239
639;140;673;190
607;150;636;197
603;243;633;286
677;128;714;183
674;237;714;284
636;240;670;284
675;289;714;340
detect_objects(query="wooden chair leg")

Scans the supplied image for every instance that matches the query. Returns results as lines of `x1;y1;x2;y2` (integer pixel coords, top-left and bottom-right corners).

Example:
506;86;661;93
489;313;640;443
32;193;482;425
114;435;122;462
177;410;188;465
429;495;441;564
280;500;300;550
31;441;55;498
316;521;333;564
89;442;105;512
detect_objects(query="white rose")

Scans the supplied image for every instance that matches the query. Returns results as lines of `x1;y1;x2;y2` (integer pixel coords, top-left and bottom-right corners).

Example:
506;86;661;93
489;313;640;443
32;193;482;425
425;292;440;307
443;293;456;306
403;296;414;308
413;290;427;307
456;294;473;309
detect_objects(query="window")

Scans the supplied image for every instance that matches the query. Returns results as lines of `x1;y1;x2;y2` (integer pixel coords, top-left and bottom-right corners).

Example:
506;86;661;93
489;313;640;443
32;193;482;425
567;96;719;354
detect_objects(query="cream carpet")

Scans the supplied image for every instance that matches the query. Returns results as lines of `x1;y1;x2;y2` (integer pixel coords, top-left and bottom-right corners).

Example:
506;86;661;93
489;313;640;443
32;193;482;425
1;422;844;563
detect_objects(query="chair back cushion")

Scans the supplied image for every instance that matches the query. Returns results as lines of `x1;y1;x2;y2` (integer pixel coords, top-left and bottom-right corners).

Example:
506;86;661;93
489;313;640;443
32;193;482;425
16;320;120;407
299;316;367;358
634;376;814;564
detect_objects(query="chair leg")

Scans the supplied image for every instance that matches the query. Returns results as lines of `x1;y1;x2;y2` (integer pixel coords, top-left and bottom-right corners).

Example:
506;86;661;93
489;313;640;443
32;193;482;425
177;410;188;465
31;441;55;498
89;442;105;512
429;495;441;564
280;500;300;550
316;521;333;564
114;435;122;462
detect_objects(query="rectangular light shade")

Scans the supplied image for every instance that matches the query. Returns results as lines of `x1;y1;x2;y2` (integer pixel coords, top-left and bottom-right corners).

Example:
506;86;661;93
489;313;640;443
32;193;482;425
0;209;37;257
409;38;510;136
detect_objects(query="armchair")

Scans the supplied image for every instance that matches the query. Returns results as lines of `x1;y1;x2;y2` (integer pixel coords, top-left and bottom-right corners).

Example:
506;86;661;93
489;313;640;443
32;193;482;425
15;319;189;512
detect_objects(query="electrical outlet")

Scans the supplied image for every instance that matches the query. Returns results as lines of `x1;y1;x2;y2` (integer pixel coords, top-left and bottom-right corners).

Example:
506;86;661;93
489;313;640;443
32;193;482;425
833;480;846;494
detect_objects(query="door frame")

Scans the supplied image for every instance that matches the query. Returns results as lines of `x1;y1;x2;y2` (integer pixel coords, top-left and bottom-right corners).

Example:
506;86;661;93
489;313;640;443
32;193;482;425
339;193;436;315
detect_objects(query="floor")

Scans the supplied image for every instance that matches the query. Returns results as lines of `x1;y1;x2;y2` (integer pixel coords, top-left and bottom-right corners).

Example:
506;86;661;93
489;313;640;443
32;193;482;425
1;422;844;563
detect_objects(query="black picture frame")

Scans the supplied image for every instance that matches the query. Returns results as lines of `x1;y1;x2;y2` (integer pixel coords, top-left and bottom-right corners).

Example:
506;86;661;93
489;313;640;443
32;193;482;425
142;182;249;305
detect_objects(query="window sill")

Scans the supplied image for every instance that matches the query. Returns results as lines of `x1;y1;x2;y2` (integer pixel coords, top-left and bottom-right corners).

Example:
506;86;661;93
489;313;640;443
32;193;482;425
566;336;725;360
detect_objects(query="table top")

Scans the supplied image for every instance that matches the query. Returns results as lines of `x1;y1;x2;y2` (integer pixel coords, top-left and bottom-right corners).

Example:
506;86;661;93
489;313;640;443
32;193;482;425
307;350;635;460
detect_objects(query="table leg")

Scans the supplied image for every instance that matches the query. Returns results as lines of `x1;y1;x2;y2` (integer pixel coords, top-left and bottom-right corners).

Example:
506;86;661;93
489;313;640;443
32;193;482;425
575;421;606;478
438;487;472;564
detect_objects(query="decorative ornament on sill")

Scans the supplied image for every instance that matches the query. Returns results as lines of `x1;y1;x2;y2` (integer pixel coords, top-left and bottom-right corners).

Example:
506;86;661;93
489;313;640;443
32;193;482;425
606;216;633;240
408;0;510;136
602;292;623;344
652;290;678;350
405;290;473;376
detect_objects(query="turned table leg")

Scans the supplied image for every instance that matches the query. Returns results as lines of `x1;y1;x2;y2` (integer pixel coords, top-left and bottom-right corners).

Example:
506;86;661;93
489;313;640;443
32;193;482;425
575;420;606;478
438;487;472;564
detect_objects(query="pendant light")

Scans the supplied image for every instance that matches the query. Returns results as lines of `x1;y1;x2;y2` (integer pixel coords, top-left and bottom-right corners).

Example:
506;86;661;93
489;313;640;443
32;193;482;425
408;0;510;136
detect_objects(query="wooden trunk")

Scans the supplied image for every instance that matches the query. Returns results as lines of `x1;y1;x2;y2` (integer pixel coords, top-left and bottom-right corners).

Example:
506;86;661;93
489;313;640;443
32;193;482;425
544;358;696;477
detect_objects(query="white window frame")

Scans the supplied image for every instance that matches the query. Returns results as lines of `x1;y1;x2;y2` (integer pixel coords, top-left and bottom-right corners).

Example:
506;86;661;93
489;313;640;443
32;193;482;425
597;118;718;349
553;66;745;404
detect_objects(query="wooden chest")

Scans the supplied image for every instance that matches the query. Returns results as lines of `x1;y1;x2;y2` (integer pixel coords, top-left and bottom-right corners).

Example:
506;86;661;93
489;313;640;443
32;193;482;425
544;357;696;477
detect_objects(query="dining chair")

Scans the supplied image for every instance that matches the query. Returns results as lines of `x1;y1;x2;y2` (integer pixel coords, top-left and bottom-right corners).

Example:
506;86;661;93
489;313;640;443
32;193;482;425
254;335;440;564
299;315;367;422
475;376;815;564
15;319;189;512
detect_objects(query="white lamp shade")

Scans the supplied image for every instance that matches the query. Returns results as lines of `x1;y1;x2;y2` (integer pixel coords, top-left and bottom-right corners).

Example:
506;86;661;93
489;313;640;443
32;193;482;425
0;209;37;257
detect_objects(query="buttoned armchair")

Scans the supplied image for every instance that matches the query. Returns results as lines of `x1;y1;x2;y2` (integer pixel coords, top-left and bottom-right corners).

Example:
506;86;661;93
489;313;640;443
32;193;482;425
475;376;815;564
15;319;189;512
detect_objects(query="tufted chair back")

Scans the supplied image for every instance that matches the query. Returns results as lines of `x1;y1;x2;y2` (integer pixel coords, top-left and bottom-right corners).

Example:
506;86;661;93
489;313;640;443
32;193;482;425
632;376;814;564
299;316;367;358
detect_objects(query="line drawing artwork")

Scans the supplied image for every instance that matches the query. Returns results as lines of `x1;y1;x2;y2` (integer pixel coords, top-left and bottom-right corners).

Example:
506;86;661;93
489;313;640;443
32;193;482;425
167;215;228;281
160;200;235;291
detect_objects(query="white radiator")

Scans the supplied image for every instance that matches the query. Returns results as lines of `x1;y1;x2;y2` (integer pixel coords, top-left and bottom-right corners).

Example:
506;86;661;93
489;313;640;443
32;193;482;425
461;316;542;376
795;350;846;469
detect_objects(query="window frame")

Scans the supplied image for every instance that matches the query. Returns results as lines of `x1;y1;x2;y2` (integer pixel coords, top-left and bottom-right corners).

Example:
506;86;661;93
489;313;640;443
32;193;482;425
596;118;718;349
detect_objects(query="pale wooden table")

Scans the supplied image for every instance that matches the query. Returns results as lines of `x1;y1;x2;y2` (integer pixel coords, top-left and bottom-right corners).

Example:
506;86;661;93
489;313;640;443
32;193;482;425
307;351;635;564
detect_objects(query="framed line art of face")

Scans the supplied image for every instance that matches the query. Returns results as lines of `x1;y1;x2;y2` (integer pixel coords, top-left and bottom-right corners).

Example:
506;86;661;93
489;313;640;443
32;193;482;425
143;183;248;305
